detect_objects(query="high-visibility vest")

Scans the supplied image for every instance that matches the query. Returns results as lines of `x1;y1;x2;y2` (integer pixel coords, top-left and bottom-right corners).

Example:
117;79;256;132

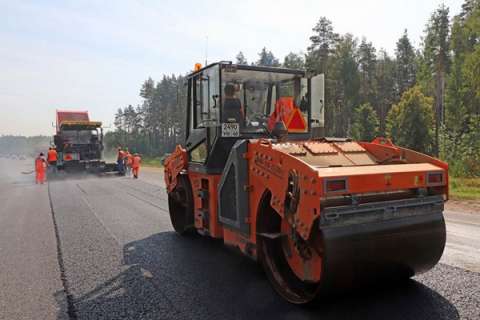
47;149;58;162
35;157;46;171
132;156;141;168
126;154;133;165
117;150;125;160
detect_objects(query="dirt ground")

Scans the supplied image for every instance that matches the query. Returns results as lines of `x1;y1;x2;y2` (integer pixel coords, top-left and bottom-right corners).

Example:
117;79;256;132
446;199;480;214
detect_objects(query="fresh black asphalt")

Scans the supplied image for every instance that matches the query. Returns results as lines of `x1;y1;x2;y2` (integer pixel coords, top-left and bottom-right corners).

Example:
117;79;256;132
1;158;479;319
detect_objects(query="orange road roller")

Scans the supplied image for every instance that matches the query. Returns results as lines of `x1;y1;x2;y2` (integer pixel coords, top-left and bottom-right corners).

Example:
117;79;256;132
164;62;447;304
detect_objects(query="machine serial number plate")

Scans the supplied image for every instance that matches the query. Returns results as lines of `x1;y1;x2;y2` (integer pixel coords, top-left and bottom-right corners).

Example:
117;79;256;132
221;123;240;137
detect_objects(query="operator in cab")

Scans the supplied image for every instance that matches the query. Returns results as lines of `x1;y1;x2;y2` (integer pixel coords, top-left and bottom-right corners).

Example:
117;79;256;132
221;84;244;127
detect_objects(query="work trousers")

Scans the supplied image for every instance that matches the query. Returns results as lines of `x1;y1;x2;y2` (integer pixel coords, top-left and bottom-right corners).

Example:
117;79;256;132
117;159;125;175
132;166;139;179
36;170;46;184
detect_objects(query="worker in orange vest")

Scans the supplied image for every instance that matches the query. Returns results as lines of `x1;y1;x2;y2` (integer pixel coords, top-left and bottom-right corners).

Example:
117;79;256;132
117;147;125;175
35;153;47;184
132;153;141;179
47;147;58;173
125;151;133;177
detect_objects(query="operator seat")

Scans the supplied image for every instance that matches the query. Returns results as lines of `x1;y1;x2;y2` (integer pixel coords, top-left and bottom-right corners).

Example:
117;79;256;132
222;98;244;124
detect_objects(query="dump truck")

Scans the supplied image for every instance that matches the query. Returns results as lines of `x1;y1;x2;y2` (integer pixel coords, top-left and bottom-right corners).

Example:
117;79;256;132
164;62;448;304
53;110;116;173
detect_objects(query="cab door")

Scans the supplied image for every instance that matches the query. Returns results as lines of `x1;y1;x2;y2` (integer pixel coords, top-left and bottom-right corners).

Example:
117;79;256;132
185;65;220;167
184;65;222;236
310;74;325;138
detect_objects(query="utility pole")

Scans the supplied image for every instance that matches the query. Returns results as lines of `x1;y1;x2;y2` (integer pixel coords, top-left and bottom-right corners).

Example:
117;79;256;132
205;35;209;66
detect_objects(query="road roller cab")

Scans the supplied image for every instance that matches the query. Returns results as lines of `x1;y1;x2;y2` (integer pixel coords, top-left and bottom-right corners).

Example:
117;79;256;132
164;62;448;304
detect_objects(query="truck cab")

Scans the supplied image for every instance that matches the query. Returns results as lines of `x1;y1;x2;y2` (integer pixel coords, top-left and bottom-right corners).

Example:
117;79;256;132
53;110;112;172
54;121;104;170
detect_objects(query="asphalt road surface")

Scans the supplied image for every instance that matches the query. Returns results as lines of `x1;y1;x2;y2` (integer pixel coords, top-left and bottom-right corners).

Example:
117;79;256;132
1;157;479;320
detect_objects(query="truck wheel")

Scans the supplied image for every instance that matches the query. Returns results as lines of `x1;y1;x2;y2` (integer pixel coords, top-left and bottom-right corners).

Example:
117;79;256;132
168;175;195;235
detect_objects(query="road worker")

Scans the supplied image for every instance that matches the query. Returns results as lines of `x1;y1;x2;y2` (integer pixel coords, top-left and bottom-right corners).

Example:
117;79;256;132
132;153;141;179
47;147;58;173
125;150;133;177
35;153;47;184
117;147;125;175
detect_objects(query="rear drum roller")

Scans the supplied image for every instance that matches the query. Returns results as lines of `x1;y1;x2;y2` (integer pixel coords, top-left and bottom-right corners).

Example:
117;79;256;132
168;175;195;235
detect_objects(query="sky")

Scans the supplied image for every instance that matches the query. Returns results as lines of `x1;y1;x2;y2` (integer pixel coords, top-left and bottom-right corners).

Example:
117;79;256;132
0;0;465;136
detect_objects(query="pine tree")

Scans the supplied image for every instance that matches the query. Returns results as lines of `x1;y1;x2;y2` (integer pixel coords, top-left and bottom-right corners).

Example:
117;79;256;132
329;34;360;136
235;51;248;65
256;47;280;66
305;17;339;74
395;30;417;97
460;0;480;19
114;108;124;132
357;38;377;106
351;103;380;141
445;16;469;136
283;52;305;69
418;5;450;155
140;77;155;102
305;17;340;135
375;50;396;134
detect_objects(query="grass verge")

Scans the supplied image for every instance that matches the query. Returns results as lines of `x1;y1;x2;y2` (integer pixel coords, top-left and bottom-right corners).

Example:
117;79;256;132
450;177;480;200
141;156;163;168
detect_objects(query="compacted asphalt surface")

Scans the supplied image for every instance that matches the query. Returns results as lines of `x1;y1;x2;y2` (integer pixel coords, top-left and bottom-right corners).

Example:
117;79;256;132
0;157;479;320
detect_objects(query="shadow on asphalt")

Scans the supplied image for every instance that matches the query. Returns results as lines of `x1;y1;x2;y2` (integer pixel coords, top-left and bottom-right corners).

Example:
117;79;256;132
56;232;459;320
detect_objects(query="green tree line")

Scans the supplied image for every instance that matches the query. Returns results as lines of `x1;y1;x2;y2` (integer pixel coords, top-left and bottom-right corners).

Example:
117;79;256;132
0;135;51;157
106;0;480;177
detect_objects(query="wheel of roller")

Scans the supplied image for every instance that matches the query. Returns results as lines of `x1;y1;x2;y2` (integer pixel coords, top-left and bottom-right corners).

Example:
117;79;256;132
168;175;195;235
280;220;323;285
257;195;323;304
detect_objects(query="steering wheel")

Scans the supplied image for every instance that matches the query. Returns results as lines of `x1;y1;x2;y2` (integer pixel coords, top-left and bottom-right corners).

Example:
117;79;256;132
248;112;267;126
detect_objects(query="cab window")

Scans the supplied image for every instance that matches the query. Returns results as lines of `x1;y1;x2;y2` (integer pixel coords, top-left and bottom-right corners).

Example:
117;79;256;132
190;141;207;163
221;67;309;134
193;65;220;129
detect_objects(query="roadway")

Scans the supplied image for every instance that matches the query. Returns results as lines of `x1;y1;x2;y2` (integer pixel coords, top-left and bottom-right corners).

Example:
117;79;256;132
0;157;479;320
